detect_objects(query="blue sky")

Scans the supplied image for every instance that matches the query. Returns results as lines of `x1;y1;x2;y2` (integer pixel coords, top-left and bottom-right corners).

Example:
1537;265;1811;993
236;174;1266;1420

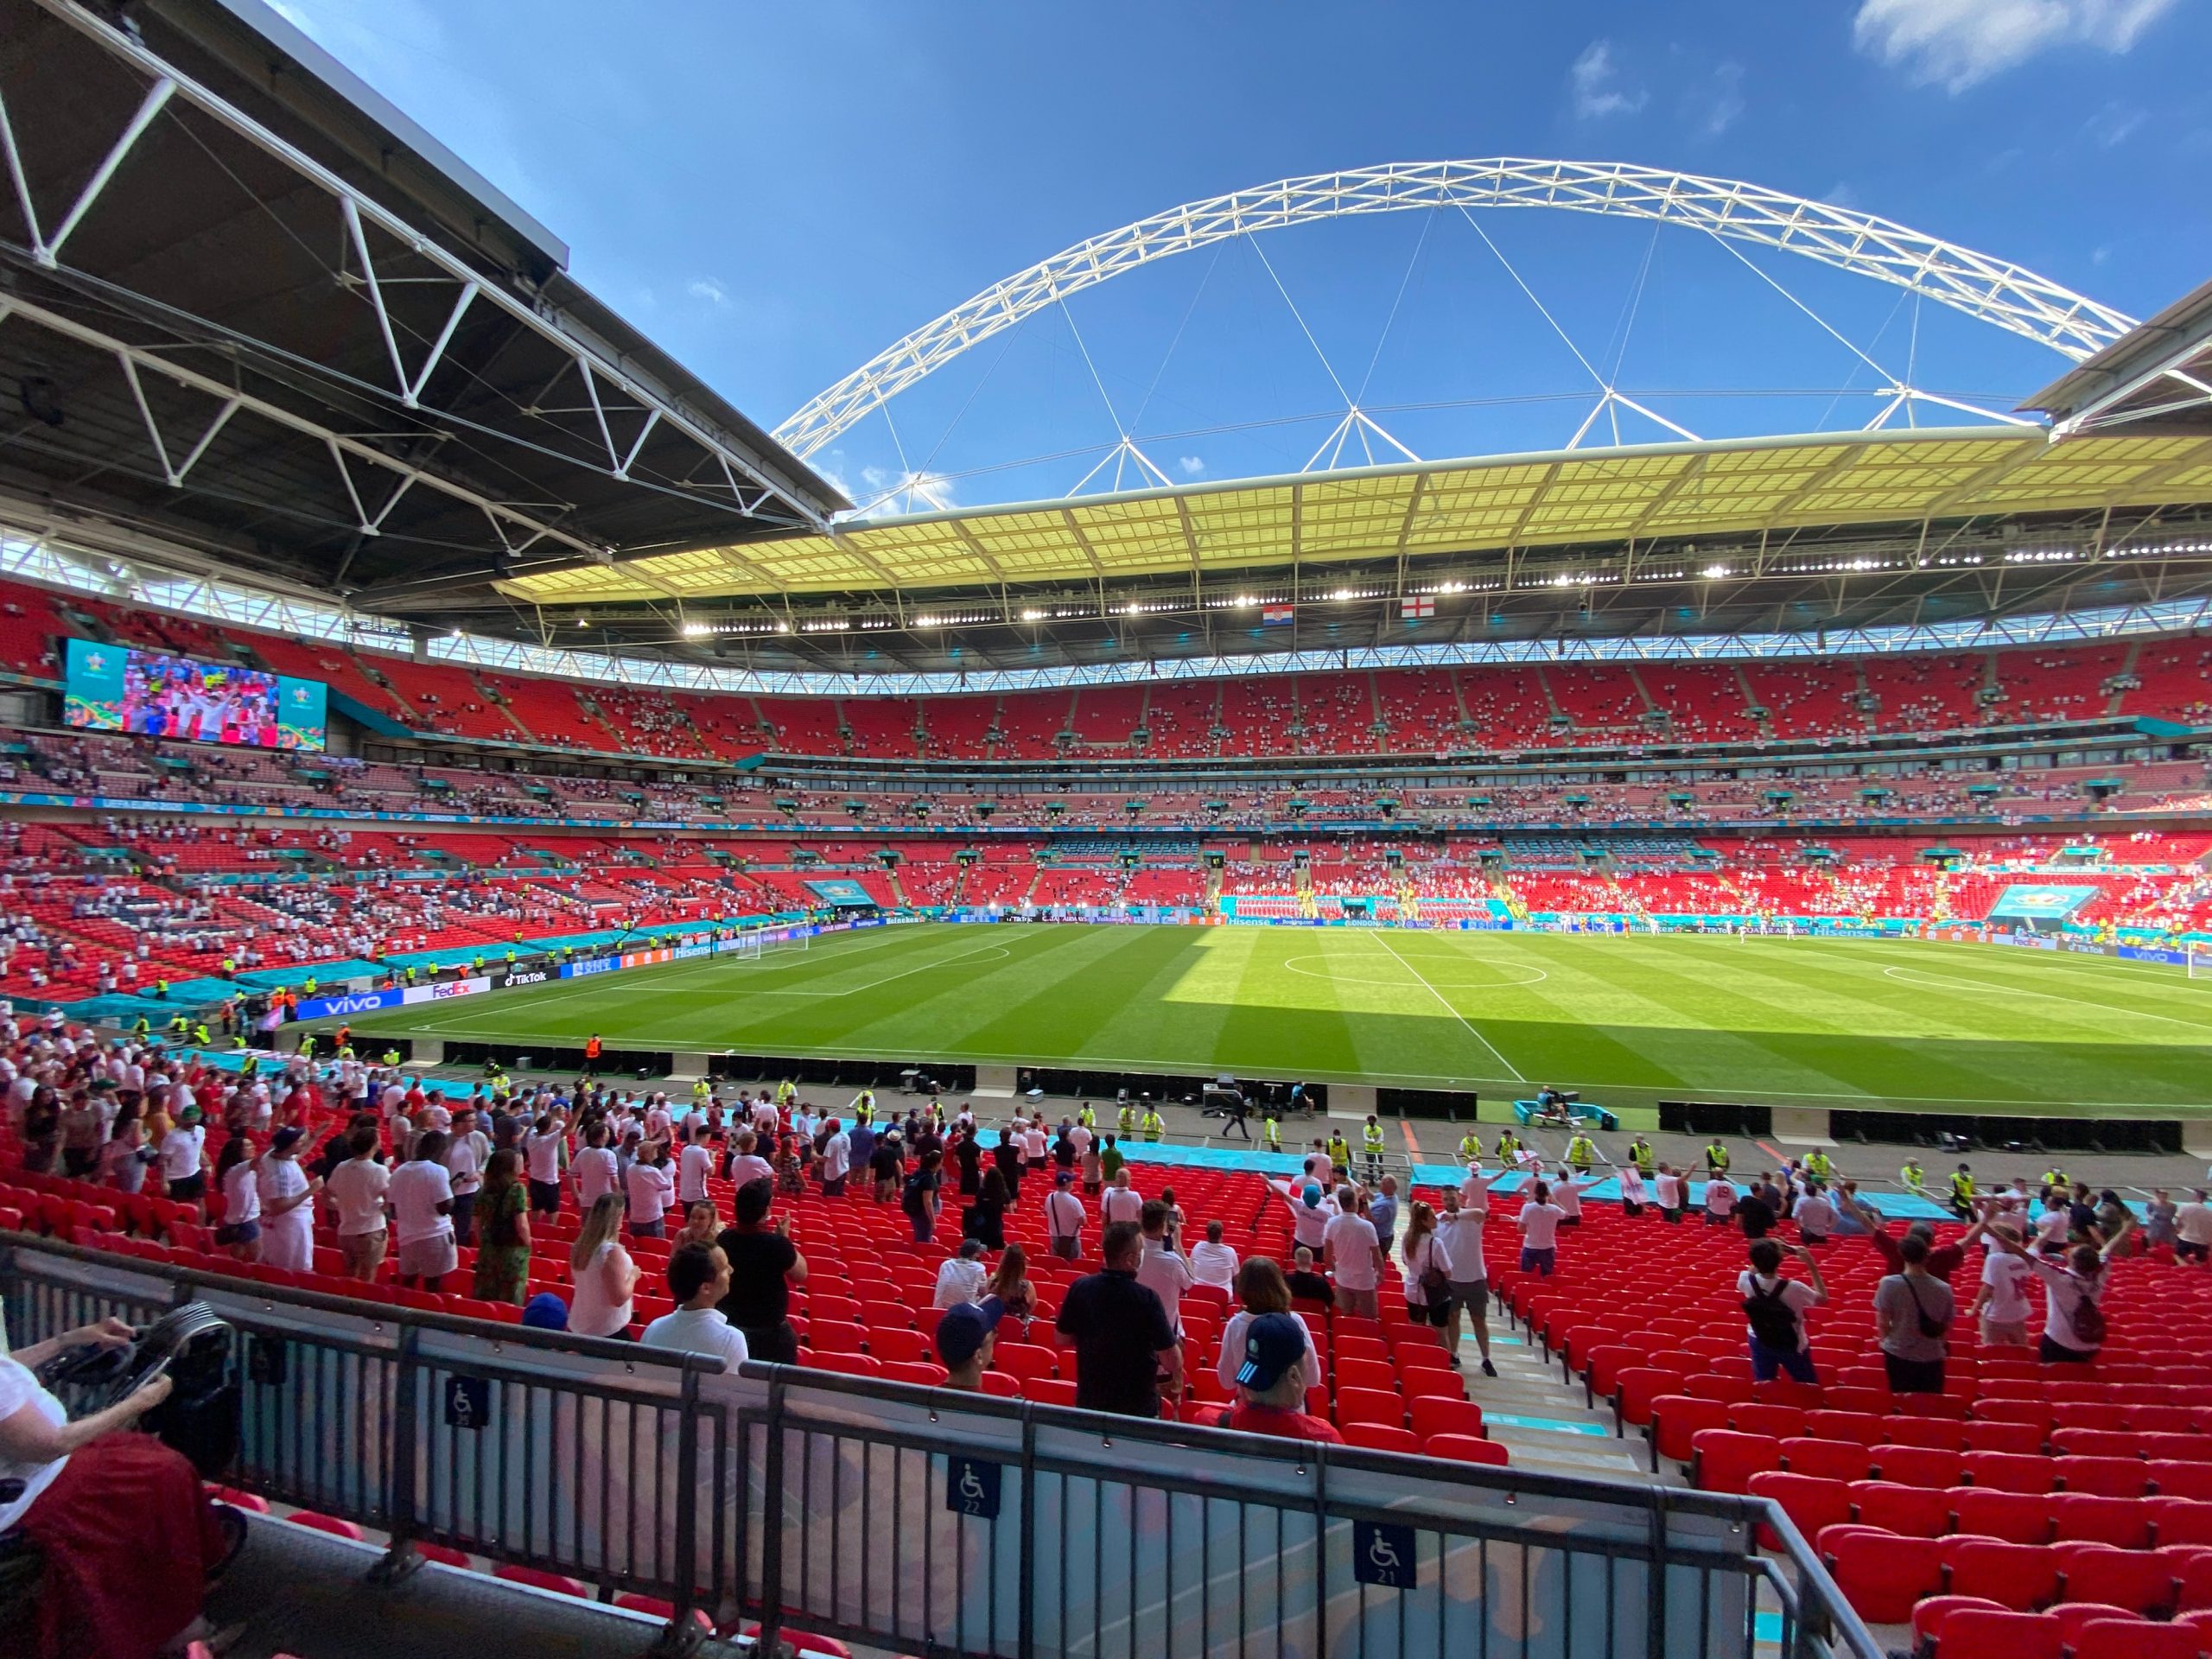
273;0;2209;512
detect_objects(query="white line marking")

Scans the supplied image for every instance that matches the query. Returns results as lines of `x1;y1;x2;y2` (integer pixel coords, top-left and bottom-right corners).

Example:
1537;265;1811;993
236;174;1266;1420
1282;953;1550;990
1367;931;1528;1082
1878;964;2212;1036
750;941;1014;995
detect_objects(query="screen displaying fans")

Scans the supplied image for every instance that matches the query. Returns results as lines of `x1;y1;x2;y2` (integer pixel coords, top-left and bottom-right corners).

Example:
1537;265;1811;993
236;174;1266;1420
62;637;327;752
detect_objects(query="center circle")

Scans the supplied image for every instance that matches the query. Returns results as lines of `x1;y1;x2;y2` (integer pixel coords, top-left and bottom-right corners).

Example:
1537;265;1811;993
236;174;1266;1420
1283;954;1549;990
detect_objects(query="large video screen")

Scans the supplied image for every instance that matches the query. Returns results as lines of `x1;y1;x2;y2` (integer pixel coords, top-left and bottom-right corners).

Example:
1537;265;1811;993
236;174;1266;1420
63;637;327;752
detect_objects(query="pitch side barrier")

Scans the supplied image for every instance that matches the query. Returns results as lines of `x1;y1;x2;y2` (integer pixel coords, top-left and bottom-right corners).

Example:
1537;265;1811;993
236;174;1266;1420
3;1237;1875;1659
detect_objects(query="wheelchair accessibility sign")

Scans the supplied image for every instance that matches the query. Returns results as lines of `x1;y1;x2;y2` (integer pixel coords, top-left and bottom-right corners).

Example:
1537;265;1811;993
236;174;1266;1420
945;1455;1002;1520
1352;1521;1417;1590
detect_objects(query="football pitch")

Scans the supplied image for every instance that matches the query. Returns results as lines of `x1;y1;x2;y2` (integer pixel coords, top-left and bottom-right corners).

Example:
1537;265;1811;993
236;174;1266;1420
342;922;2212;1118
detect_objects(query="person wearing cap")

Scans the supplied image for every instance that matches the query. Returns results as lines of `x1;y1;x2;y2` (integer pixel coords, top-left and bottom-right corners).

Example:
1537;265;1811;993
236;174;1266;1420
1044;1168;1086;1262
934;1239;991;1308
1217;1312;1342;1443
936;1296;1004;1391
1056;1221;1183;1418
522;1291;570;1332
255;1126;320;1272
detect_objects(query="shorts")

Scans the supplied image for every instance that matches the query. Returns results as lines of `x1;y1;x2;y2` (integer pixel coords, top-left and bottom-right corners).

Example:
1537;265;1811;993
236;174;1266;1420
1661;1207;1681;1224
215;1219;260;1248
632;1217;665;1239
1406;1299;1450;1328
2179;1240;2210;1263
1450;1280;1490;1318
1979;1315;2028;1346
1748;1338;1817;1385
2038;1334;2096;1365
1883;1351;1945;1395
1519;1247;1555;1276
340;1230;388;1276
397;1235;458;1280
167;1173;205;1204
527;1179;562;1216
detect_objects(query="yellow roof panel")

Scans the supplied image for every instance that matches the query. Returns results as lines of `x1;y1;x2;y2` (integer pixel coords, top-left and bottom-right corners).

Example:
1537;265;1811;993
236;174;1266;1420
494;429;2212;603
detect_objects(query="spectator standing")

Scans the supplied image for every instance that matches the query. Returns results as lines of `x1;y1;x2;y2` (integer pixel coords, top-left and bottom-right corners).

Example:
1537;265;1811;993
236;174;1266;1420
1654;1163;1684;1224
523;1111;567;1220
445;1109;486;1246
988;1243;1036;1323
818;1117;851;1197
254;1127;317;1272
1136;1199;1194;1334
471;1147;532;1306
1738;1237;1827;1384
1216;1258;1321;1393
963;1168;1011;1251
325;1125;390;1281
1321;1185;1383;1317
569;1192;640;1339
1368;1175;1400;1255
1970;1219;2036;1346
389;1131;456;1293
624;1142;675;1239
1043;1169;1086;1262
1189;1219;1239;1290
1285;1246;1334;1305
1056;1222;1182;1418
1100;1168;1144;1228
213;1137;261;1262
2145;1189;2178;1252
2177;1189;2212;1263
901;1149;944;1243
640;1244;749;1369
676;1122;715;1211
715;1178;806;1363
1704;1173;1738;1227
1435;1188;1495;1376
1399;1200;1452;1332
1516;1181;1566;1277
1873;1234;1955;1393
1993;1212;2133;1364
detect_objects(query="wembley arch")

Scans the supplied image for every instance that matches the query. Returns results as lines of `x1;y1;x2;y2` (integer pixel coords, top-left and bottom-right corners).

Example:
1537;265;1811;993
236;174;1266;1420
775;158;2138;460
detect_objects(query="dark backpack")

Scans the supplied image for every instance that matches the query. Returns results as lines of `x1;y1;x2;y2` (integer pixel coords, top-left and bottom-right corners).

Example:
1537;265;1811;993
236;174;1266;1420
900;1171;929;1217
1742;1278;1800;1351
2068;1276;2107;1348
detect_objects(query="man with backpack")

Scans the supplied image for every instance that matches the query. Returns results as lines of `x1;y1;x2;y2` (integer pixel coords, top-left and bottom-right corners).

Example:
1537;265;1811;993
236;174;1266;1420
1737;1236;1827;1384
1873;1234;1955;1393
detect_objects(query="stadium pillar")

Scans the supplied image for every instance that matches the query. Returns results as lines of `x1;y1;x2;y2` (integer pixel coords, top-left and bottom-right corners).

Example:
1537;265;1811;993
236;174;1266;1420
1770;1105;1833;1147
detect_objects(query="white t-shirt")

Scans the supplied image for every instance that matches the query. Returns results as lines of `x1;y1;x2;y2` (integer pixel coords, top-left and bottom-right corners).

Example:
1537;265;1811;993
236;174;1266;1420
1517;1203;1565;1250
219;1160;261;1228
934;1256;988;1308
326;1157;391;1237
257;1157;311;1234
1045;1188;1087;1243
1101;1186;1145;1226
444;1134;484;1199
641;1307;749;1370
1402;1231;1454;1304
1656;1172;1683;1210
1979;1251;2036;1324
574;1146;620;1207
1550;1179;1585;1221
1459;1170;1492;1215
1323;1212;1382;1291
1736;1270;1819;1351
0;1357;68;1531
2034;1208;2071;1249
2026;1255;2105;1351
388;1160;454;1247
1189;1239;1239;1289
568;1240;636;1338
821;1133;851;1182
1438;1211;1487;1283
1706;1180;1738;1217
1137;1241;1194;1330
1796;1195;1837;1236
2175;1202;2212;1247
624;1160;674;1224
728;1154;774;1191
524;1128;565;1185
677;1142;715;1203
159;1123;206;1181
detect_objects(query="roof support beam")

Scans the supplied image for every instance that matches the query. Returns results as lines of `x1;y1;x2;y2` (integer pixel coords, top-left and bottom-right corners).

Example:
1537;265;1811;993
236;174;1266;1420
41;73;173;268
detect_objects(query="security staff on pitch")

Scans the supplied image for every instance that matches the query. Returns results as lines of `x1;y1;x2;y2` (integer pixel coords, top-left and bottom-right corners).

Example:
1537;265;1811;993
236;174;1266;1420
1948;1164;1976;1219
1361;1116;1387;1177
1704;1139;1731;1177
1262;1115;1282;1152
1803;1148;1834;1183
1325;1128;1351;1171
1140;1106;1165;1143
1494;1128;1520;1163
1628;1135;1656;1175
1565;1132;1597;1175
1458;1128;1484;1166
1899;1157;1928;1196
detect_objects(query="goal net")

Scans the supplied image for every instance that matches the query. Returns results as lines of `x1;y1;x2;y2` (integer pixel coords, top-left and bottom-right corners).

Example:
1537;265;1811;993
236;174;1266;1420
722;928;806;964
2189;944;2212;980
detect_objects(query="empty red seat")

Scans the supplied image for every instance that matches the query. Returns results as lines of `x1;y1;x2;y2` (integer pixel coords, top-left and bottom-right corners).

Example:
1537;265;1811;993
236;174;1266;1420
1337;1358;1398;1392
1747;1471;1852;1551
1944;1538;2063;1609
1872;1446;1967;1489
879;1360;950;1389
287;1511;366;1542
2156;1465;2212;1503
2152;1500;2212;1548
1802;1410;1884;1446
1847;1479;1951;1537
991;1342;1059;1383
2054;1495;2156;1548
1935;1609;2063;1659
1692;1430;1781;1496
1726;1403;1806;1439
1819;1525;1944;1624
1426;1433;1509;1466
1964;1450;2061;1494
1342;1423;1421;1455
2056;1428;2151;1459
1908;1594;2006;1653
2068;1621;2202;1659
493;1562;588;1598
1408;1397;1484;1441
1961;1420;2047;1456
2056;1544;2178;1614
2058;1458;2158;1498
1883;1415;1968;1452
2145;1434;2212;1466
1337;1387;1407;1429
1952;1487;2056;1545
1781;1438;1878;1484
1649;1396;1730;1467
865;1328;930;1364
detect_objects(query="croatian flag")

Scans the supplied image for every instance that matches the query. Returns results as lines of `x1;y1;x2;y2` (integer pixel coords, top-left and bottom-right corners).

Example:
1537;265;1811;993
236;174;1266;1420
1262;604;1294;626
1401;594;1436;620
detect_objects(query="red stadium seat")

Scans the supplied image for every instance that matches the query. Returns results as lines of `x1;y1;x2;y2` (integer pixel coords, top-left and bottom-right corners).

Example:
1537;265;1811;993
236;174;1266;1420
1691;1431;1781;1496
1408;1397;1484;1441
1951;1487;2056;1545
2056;1544;2178;1615
1846;1479;1952;1537
1342;1423;1422;1455
2067;1622;2203;1659
2053;1494;2156;1548
1819;1525;1945;1624
1426;1433;1508;1467
1781;1438;1878;1484
1934;1609;2063;1659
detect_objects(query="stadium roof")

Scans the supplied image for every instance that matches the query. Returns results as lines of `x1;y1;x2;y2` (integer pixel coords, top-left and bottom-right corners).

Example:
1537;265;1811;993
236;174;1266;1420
0;0;844;604
2026;274;2212;441
499;426;2212;603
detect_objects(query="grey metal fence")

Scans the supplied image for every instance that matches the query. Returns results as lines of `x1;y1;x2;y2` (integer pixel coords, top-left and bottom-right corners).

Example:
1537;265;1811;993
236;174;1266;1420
0;1238;1882;1659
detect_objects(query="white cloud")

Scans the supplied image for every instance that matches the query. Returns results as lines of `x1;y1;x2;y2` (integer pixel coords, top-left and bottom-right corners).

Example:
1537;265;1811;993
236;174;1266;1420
2081;101;2147;147
1568;41;1647;121
1178;455;1205;476
1852;0;2179;92
686;277;727;305
1690;61;1746;137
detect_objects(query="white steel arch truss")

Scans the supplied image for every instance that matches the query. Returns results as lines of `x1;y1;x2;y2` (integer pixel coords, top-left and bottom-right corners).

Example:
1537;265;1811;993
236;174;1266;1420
775;159;2137;461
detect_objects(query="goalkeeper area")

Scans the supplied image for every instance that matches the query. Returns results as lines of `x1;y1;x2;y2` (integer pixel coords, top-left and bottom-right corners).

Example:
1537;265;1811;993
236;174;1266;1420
336;922;2212;1120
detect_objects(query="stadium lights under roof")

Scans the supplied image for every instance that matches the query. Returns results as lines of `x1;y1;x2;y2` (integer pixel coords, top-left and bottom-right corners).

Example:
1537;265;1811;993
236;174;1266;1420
496;426;2212;605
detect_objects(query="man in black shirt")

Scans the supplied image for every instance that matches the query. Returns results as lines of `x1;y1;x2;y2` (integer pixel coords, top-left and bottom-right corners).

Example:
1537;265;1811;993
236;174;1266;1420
715;1178;805;1363
1054;1221;1182;1417
1735;1189;1777;1240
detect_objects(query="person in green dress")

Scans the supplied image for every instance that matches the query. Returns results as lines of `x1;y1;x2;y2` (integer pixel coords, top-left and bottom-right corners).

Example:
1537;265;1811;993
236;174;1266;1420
472;1147;532;1306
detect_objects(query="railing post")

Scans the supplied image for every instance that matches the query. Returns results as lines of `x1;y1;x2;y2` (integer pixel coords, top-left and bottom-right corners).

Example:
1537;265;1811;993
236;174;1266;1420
1310;1447;1329;1659
1646;1485;1669;1659
1016;1406;1036;1659
369;1322;423;1586
756;1376;786;1659
650;1365;703;1656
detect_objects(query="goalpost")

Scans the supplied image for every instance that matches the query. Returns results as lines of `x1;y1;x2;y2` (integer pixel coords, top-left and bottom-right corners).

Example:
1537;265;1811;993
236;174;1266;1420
2188;944;2212;980
720;928;808;964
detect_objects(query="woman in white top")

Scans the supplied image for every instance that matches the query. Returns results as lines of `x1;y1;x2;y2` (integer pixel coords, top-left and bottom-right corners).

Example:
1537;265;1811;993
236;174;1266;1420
255;1126;319;1272
1399;1201;1455;1328
567;1192;641;1339
214;1135;262;1261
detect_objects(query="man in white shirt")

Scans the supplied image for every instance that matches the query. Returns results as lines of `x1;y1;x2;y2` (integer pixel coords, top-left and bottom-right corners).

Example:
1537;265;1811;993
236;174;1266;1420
1136;1200;1195;1333
640;1244;750;1370
1435;1188;1496;1376
2173;1188;2212;1264
934;1240;990;1308
1458;1161;1493;1218
523;1111;567;1219
1549;1172;1586;1225
1020;1119;1048;1169
388;1133;457;1291
1794;1183;1838;1245
1655;1164;1685;1222
573;1124;620;1211
1269;1175;1337;1254
1189;1219;1239;1289
1704;1174;1738;1226
725;1129;774;1192
1043;1170;1087;1262
160;1109;210;1211
1516;1183;1567;1276
818;1118;851;1197
1972;1224;2037;1344
1321;1187;1384;1318
1738;1236;1827;1384
677;1122;717;1207
322;1125;391;1279
624;1145;675;1238
1100;1169;1145;1228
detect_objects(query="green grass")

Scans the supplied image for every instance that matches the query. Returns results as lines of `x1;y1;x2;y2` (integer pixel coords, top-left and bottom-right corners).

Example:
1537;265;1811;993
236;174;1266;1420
338;922;2212;1117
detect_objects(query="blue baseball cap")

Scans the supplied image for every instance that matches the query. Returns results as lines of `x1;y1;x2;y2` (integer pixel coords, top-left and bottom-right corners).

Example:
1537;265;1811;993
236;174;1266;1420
936;1296;1004;1366
1235;1313;1309;1392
